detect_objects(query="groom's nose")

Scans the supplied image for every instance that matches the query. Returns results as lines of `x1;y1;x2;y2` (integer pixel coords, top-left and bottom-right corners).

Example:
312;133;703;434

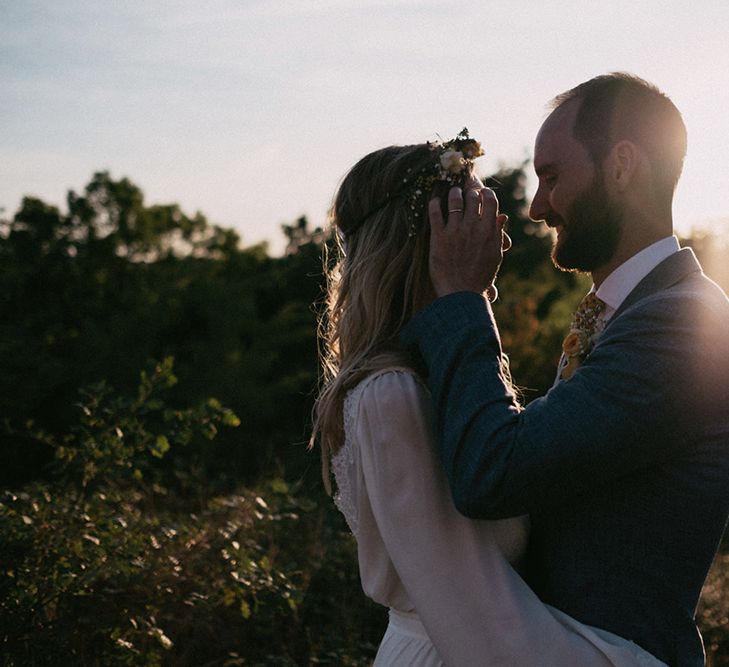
529;183;549;223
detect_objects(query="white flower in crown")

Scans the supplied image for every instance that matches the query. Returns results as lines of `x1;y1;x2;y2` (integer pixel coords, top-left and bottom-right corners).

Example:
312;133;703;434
440;150;466;175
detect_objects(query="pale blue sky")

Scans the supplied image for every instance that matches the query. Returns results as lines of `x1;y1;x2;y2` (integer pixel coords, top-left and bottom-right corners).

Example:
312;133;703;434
2;0;729;254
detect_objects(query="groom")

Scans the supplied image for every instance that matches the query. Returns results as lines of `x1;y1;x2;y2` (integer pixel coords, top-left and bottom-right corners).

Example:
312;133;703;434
402;73;729;666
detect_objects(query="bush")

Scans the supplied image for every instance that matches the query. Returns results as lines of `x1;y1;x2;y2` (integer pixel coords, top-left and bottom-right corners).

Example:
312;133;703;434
0;360;386;666
1;362;726;665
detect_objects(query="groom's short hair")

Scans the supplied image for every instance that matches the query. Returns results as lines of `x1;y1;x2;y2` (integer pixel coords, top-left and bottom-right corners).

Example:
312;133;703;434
550;72;687;204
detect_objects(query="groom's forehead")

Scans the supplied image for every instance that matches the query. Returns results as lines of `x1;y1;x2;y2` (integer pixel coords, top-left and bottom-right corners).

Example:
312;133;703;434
536;102;577;147
534;102;582;168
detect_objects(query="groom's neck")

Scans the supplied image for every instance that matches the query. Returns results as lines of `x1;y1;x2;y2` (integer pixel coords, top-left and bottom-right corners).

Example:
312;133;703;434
591;222;673;288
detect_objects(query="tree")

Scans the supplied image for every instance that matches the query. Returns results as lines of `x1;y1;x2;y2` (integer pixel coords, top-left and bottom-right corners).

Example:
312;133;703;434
0;174;325;488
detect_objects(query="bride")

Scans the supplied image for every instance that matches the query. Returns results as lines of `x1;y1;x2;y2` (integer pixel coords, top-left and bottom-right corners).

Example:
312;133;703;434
310;131;664;666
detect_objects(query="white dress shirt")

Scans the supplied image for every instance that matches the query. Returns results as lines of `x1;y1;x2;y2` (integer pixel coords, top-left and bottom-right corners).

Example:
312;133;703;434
595;236;680;323
554;236;680;383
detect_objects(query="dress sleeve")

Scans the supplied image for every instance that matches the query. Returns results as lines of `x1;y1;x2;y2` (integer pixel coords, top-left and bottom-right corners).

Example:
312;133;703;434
355;371;629;666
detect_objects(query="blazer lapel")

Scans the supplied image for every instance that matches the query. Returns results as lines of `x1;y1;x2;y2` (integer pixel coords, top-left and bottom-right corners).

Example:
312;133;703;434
610;247;703;322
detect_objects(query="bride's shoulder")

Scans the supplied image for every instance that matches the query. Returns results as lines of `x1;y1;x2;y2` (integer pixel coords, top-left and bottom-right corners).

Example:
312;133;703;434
346;367;429;415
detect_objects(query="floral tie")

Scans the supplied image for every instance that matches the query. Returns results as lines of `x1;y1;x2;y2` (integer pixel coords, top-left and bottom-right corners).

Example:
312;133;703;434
560;292;606;380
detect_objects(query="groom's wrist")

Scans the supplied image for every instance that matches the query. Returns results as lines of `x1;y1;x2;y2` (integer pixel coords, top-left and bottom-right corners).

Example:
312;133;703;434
401;291;493;349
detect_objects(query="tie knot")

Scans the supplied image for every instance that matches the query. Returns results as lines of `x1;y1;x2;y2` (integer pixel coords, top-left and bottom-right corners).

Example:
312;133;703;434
573;292;606;330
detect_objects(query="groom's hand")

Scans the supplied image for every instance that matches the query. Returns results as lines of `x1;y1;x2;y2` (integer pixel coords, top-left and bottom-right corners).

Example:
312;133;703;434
428;185;510;299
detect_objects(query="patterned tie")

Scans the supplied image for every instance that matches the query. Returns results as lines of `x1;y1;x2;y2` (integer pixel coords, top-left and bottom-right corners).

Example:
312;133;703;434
560;292;606;380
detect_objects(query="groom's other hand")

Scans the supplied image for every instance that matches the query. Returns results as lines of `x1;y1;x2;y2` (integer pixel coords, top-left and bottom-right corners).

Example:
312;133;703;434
428;186;509;298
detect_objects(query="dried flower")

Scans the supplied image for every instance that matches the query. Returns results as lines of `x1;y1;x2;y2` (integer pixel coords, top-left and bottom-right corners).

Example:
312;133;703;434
440;150;466;175
347;128;485;238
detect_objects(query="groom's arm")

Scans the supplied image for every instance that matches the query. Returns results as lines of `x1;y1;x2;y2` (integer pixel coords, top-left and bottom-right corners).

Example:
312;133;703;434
401;288;705;519
414;185;726;519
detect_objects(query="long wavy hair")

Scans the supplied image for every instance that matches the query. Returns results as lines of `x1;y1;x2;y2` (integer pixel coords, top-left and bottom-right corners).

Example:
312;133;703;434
310;142;471;493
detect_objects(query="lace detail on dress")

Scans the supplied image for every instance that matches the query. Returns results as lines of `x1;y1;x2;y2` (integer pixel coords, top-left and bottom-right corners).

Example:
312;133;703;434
332;447;358;535
331;388;362;535
332;367;420;537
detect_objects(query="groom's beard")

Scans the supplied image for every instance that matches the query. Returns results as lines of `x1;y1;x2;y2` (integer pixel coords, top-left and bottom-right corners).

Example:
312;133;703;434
549;174;623;273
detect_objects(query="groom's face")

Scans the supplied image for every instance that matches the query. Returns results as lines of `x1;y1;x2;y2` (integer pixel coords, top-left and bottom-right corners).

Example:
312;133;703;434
530;101;623;273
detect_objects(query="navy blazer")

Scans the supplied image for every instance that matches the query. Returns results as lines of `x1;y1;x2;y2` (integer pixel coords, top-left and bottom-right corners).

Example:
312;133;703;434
402;248;729;667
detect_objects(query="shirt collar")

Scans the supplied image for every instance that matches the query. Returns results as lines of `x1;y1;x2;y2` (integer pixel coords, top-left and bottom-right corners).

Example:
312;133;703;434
594;236;680;316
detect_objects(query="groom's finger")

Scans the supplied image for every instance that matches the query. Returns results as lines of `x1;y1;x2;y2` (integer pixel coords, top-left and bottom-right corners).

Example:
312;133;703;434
464;188;481;220
428;197;445;238
496;213;512;251
480;188;499;223
447;187;464;225
480;189;499;243
502;231;513;252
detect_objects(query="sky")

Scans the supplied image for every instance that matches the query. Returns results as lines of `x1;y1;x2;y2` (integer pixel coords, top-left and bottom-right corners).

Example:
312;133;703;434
2;0;729;255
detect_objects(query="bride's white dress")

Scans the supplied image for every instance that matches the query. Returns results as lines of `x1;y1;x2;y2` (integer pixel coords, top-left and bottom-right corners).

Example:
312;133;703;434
332;368;666;666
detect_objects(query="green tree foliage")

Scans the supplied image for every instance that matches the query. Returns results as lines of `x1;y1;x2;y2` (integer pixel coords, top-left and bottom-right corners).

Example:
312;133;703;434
0;173;322;489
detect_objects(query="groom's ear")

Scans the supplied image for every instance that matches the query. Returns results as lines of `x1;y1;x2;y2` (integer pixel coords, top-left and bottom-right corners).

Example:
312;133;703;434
606;140;641;193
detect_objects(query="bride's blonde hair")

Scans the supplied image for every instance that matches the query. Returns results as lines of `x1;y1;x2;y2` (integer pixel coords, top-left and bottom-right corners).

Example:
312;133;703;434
311;143;472;493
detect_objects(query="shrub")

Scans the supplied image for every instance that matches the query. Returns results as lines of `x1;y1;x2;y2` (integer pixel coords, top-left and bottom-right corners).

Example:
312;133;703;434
0;359;385;666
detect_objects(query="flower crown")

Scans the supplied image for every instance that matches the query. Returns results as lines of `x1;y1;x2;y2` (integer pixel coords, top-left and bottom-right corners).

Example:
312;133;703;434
346;128;484;237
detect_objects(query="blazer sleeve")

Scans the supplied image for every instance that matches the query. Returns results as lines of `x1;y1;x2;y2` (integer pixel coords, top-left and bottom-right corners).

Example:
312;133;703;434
400;289;723;519
355;371;624;666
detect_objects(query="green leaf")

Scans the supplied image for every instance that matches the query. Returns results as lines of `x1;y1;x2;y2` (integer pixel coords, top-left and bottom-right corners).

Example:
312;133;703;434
151;435;170;459
269;478;288;494
153;628;173;650
223;411;241;427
